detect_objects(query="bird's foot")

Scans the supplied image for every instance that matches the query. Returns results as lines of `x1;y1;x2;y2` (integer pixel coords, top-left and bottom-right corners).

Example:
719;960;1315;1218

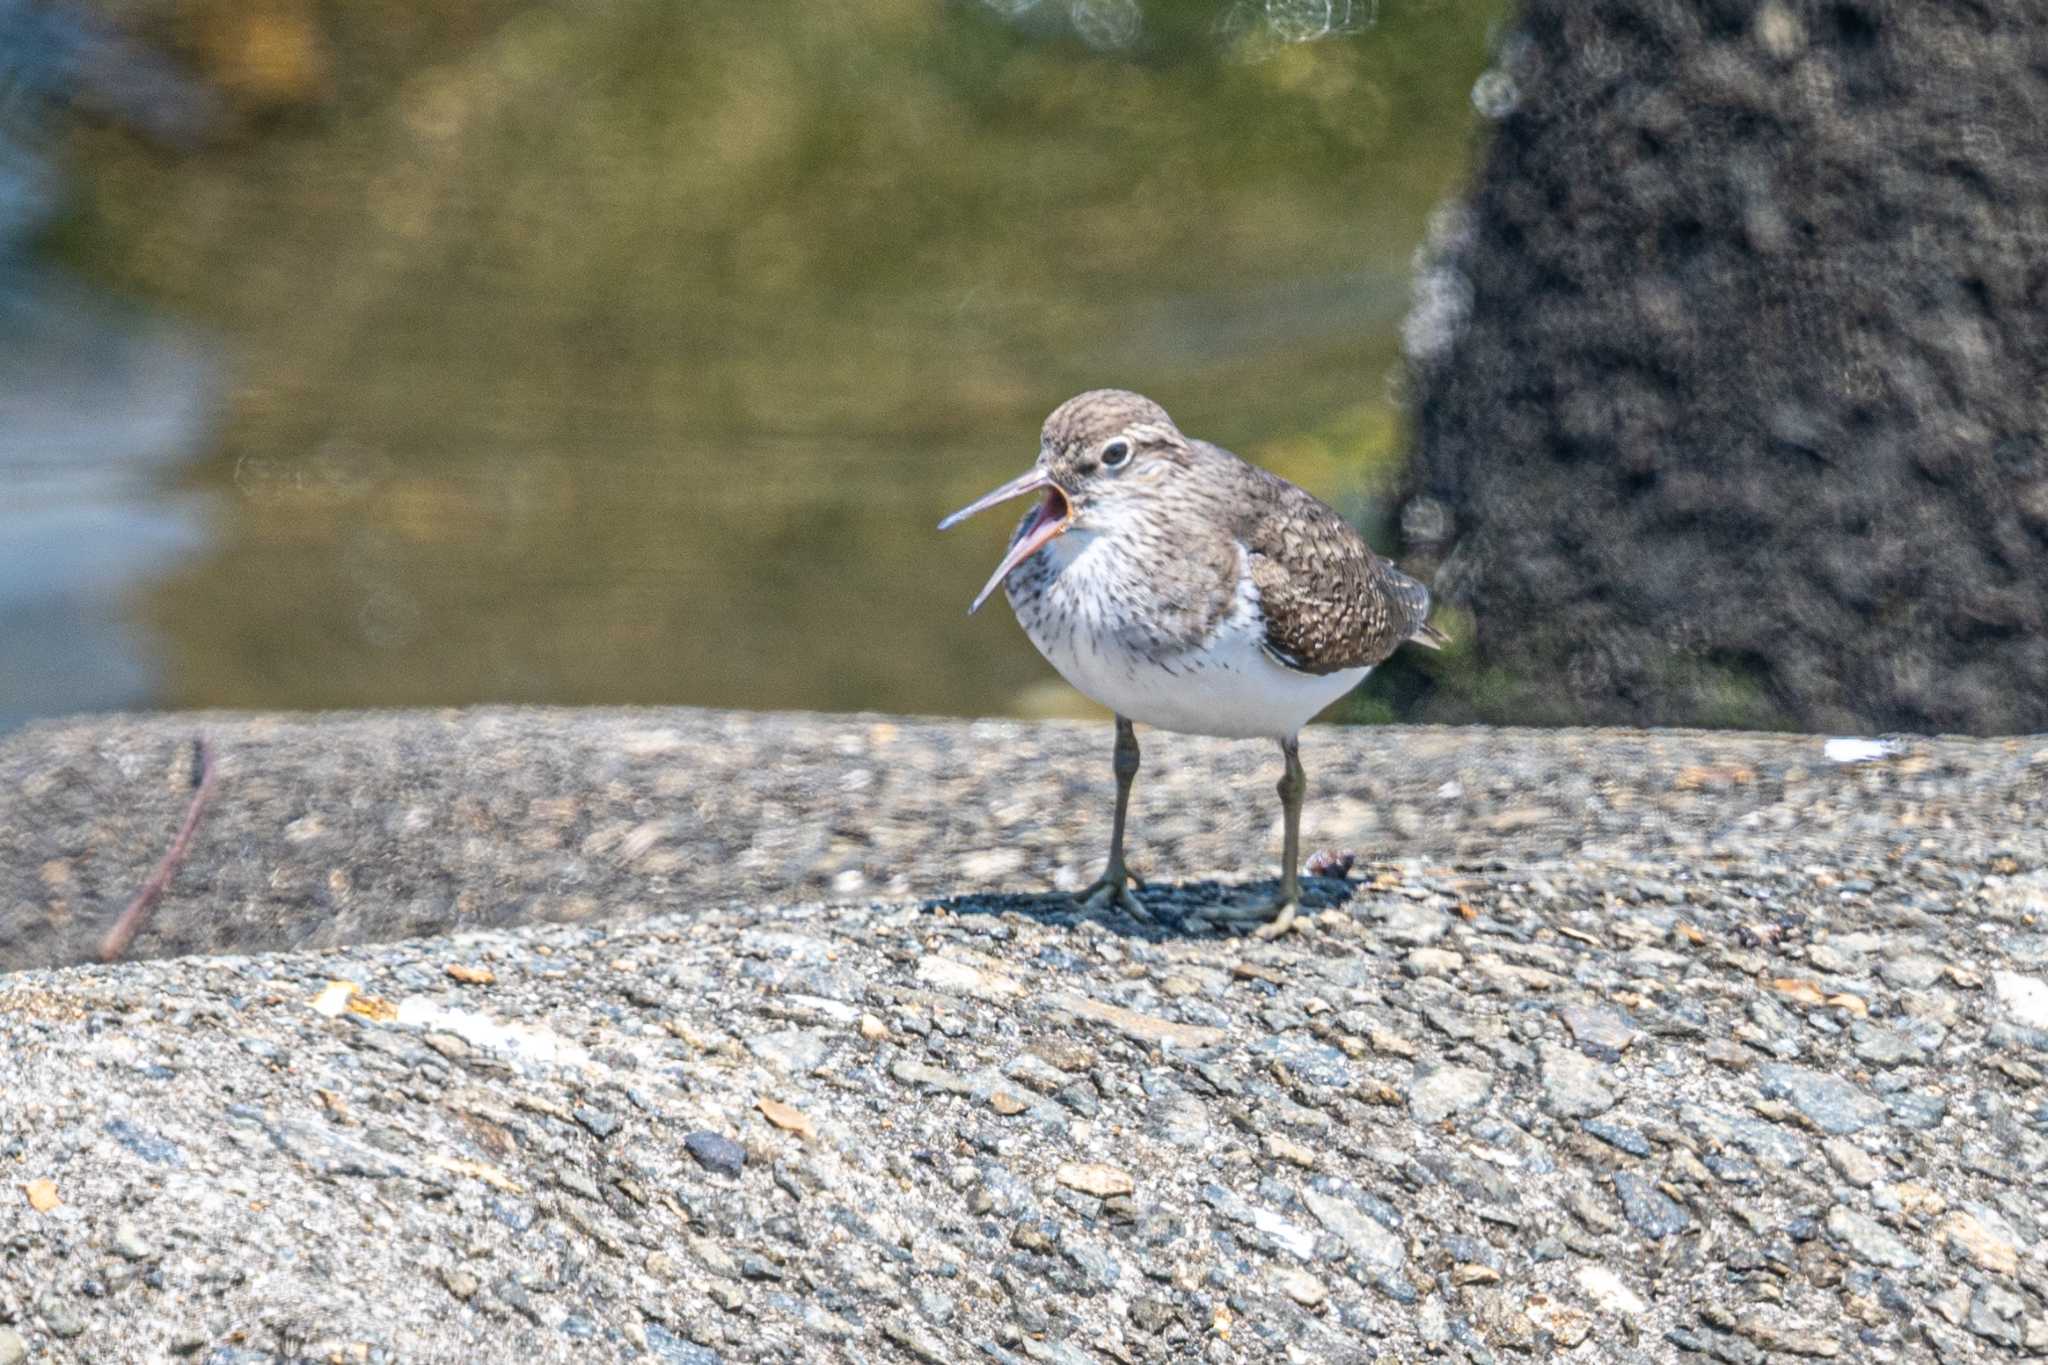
1200;891;1304;939
1074;864;1150;922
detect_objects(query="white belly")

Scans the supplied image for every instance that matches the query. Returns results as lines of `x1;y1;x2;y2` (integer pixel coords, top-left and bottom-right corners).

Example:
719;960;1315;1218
1036;620;1368;738
1010;533;1368;739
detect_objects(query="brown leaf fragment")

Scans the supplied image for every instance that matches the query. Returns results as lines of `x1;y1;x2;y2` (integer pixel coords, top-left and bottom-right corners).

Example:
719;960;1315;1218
22;1178;59;1212
1772;978;1827;1007
757;1097;817;1141
447;963;495;985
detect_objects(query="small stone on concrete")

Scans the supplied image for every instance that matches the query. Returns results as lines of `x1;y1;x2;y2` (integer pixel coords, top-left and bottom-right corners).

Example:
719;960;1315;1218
1409;1065;1492;1123
1612;1172;1690;1238
685;1131;746;1177
1824;1207;1920;1268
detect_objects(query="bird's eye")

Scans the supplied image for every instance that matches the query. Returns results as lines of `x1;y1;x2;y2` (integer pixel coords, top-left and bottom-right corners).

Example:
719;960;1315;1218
1101;439;1132;468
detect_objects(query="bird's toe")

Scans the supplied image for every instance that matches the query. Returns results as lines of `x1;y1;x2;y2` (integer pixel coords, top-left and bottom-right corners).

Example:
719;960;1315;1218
1250;901;1300;940
1076;873;1150;923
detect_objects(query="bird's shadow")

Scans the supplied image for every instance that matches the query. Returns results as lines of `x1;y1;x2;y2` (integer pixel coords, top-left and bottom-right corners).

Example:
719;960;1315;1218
926;874;1358;942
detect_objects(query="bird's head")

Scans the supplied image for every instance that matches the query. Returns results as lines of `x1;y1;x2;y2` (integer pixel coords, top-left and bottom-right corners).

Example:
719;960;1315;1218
937;389;1190;612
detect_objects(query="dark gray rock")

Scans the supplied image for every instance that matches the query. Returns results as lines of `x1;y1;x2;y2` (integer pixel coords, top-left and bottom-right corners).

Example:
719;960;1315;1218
1581;1119;1651;1158
1847;1023;1918;1068
1885;1091;1948;1131
573;1106;619;1139
1405;0;2048;735
684;1131;745;1177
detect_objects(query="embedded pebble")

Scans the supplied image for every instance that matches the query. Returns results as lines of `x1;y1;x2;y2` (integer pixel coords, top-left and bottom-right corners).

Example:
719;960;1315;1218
1756;1063;1888;1134
1821;1138;1880;1188
1300;1186;1404;1274
1582;1118;1650;1157
1377;902;1450;947
1559;1005;1639;1054
1848;1022;1918;1067
1270;1267;1328;1308
1824;1206;1921;1268
1612;1172;1690;1238
1054;1162;1133;1198
1539;1043;1616;1118
109;1220;153;1261
1408;1065;1493;1123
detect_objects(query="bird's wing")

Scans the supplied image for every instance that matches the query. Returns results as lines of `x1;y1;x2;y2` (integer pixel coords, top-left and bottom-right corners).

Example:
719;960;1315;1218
1233;463;1436;675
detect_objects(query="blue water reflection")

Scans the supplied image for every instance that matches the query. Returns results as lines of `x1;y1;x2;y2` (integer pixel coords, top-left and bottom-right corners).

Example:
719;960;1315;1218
1;0;221;729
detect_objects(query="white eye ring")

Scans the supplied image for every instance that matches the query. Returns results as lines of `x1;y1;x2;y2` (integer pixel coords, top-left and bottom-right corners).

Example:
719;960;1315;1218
1101;438;1132;467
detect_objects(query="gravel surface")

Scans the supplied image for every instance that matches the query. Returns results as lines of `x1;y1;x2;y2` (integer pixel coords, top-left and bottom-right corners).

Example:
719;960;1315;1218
3;709;2048;1361
3;708;2045;973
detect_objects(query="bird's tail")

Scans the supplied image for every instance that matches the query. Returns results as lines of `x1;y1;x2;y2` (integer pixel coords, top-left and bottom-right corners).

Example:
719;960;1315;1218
1384;564;1450;652
1410;620;1452;651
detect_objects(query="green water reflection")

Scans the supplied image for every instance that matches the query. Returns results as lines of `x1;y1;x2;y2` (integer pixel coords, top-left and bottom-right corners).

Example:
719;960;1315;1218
62;0;1503;722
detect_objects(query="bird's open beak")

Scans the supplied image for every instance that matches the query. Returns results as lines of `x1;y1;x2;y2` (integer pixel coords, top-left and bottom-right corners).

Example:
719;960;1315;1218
938;466;1074;614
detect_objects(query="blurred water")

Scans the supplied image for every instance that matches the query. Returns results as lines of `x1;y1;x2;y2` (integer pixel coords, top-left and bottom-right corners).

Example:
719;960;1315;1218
1;0;220;730
5;0;1504;726
0;279;218;729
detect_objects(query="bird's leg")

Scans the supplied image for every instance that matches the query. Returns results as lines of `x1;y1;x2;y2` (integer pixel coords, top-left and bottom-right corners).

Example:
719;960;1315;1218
1210;735;1306;937
1075;716;1148;920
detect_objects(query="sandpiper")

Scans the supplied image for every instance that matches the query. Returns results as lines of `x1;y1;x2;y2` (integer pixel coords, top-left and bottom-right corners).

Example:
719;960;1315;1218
940;389;1448;936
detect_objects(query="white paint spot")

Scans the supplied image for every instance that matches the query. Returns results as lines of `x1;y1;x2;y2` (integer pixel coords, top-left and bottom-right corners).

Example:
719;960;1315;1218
1253;1207;1319;1260
397;998;589;1069
1575;1264;1647;1316
1994;972;2048;1030
1823;737;1903;763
